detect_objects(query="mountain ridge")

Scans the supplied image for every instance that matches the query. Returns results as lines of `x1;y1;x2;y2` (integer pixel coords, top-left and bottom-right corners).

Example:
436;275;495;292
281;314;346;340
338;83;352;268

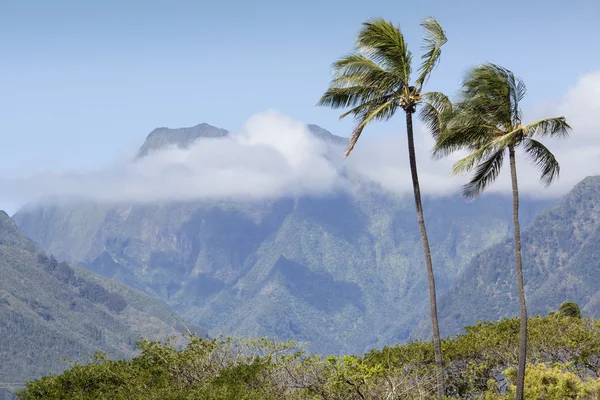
136;122;347;158
411;175;600;339
0;212;201;399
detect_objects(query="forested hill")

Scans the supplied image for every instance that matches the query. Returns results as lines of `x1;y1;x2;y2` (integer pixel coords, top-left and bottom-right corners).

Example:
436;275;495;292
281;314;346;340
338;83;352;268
414;175;600;339
0;211;201;399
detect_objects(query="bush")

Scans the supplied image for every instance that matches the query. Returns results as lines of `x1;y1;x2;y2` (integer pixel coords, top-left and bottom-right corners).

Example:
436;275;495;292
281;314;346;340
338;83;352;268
17;316;600;400
485;363;600;399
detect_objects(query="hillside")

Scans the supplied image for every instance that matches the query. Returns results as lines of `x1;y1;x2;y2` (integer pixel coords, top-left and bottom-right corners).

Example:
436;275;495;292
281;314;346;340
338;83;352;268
416;176;600;338
12;123;554;355
0;211;201;399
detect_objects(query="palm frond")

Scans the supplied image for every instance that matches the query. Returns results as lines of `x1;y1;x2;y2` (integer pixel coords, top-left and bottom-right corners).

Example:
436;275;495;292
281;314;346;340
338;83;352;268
432;107;496;159
344;98;398;157
316;86;386;110
329;53;402;89
458;63;516;127
415;17;447;89
510;76;527;123
522;138;560;186
461;147;506;199
419;91;452;141
557;301;581;318
524;117;571;139
338;93;397;119
451;129;519;175
332;53;386;75
356;19;412;83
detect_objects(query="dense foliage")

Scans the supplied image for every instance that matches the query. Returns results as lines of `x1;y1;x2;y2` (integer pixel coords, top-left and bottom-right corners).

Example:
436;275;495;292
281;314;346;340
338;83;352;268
17;316;600;399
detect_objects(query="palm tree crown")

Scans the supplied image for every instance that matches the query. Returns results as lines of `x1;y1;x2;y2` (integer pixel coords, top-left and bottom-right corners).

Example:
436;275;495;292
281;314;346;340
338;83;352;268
317;17;447;156
434;63;571;198
558;301;582;318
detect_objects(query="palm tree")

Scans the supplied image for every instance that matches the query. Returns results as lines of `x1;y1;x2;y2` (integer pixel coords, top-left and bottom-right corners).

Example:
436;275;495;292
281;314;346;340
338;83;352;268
549;300;582;318
433;63;571;400
317;17;448;396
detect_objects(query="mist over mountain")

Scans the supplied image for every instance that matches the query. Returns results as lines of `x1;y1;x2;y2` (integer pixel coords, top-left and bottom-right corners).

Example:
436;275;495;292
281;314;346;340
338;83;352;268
137;123;229;158
12;122;555;355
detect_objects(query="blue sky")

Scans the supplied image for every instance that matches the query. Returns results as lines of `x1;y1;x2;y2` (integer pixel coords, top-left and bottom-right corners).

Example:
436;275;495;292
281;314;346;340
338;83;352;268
1;0;599;214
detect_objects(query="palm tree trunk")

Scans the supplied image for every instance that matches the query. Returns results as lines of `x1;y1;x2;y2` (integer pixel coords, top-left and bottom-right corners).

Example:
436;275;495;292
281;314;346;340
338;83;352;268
509;145;527;400
405;111;444;396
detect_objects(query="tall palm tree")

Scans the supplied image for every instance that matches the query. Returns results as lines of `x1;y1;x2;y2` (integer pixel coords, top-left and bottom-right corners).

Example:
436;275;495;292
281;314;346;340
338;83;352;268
317;17;448;396
433;63;571;400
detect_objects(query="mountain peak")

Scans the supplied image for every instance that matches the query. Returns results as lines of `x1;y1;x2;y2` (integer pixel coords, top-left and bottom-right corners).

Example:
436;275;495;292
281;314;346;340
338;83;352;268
136;122;347;159
137;123;229;158
0;210;20;235
0;210;41;253
306;124;347;146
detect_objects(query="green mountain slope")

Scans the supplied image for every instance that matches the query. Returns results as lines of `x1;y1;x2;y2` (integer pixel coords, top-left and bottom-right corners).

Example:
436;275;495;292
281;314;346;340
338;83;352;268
0;211;200;399
416;176;600;338
12;124;553;355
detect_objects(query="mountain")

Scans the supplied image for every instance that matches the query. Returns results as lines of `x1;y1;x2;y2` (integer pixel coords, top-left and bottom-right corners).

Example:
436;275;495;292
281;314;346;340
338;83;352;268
12;123;554;356
414;176;600;339
137;123;229;158
0;211;202;399
136;122;345;159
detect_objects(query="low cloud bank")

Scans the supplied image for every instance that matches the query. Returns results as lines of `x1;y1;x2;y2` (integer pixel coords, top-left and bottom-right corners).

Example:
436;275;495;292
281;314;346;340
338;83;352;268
1;72;599;210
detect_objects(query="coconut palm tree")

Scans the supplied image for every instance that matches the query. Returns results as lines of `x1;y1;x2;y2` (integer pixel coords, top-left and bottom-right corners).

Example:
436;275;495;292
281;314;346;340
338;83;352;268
317;17;448;396
549;300;582;318
433;63;571;400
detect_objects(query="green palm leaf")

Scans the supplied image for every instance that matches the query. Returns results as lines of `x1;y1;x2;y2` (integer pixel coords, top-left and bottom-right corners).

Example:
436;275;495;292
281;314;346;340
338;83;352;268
557;301;581;318
344;98;398;156
461;147;506;199
523;138;560;186
317;86;385;110
524;117;571;139
451;129;519;176
419;91;452;141
356;19;412;83
415;17;447;89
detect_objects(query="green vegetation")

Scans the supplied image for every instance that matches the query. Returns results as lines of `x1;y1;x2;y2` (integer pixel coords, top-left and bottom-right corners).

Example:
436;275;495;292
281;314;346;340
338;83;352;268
0;211;202;399
16;315;600;399
433;63;571;399
317;17;449;395
6;17;593;400
549;301;582;318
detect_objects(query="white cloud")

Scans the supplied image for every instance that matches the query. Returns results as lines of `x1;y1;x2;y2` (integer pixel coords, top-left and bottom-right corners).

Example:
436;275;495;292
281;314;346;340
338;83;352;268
1;110;341;205
350;70;600;200
1;72;599;211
